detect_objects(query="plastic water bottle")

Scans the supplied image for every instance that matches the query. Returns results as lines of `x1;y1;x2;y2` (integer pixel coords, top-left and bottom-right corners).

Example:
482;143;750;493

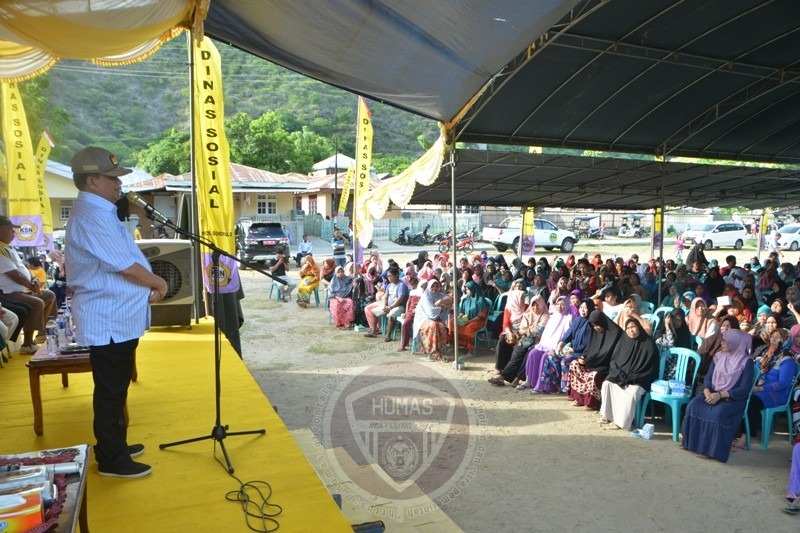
56;312;68;347
61;304;74;341
45;316;58;355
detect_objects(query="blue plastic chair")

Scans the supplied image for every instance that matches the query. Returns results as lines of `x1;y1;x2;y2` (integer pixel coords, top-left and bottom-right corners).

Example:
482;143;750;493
744;365;763;451
641;301;655;314
640;347;701;440
758;361;800;449
487;292;508;325
472;297;494;352
655;306;675;321
641;313;660;335
693;335;704;351
268;282;283;301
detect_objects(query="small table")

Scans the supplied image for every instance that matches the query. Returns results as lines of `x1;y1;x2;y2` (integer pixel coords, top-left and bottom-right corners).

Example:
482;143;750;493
26;347;136;436
0;445;90;532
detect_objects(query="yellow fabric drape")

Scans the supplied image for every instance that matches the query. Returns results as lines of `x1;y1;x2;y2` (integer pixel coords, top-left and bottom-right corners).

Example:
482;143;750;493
0;1;208;81
355;123;447;244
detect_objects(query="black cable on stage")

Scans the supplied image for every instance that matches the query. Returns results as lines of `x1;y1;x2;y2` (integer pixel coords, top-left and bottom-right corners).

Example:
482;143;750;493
225;469;284;532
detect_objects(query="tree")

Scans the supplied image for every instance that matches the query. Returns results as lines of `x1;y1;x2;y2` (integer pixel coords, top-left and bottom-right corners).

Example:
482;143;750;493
135;128;191;175
372;154;414;175
19;74;70;161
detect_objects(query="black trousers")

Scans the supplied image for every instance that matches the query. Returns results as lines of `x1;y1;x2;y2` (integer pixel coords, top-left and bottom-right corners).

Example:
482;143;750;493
90;338;139;468
501;339;534;382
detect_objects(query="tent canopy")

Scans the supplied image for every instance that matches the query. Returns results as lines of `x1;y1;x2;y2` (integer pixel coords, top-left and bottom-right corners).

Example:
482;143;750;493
1;0;799;209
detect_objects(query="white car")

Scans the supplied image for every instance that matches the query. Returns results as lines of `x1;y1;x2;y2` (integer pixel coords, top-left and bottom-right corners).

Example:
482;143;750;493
683;222;747;250
776;224;800;251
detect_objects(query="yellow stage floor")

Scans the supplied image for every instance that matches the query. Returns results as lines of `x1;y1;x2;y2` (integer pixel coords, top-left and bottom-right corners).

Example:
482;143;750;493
0;320;350;532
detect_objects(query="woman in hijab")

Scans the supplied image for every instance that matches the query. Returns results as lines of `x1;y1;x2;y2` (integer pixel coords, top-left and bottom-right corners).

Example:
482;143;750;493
417;260;435;282
679;290;696;314
492;281;528;373
740;286;759;318
655;308;692;351
490;295;550;387
411;250;428;271
527;273;550;304
320;258;336;285
705;266;726;299
681;329;755;462
660;282;683;309
685;297;717;339
567;311;624;409
783;325;800;443
296;255;320;308
398;277;422;352
567;289;584;317
328;266;355;329
685;242;709;270
414;280;452;361
451;280;489;356
548;276;570;307
535;298;595;394
772;297;799;328
730;328;795;451
520;296;573;391
599;318;660;430
546;270;561;293
615;296;652;335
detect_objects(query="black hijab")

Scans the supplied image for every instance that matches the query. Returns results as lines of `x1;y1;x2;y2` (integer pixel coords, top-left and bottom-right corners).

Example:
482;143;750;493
685;243;708;268
582;310;624;374
607;318;660;390
668;308;692;349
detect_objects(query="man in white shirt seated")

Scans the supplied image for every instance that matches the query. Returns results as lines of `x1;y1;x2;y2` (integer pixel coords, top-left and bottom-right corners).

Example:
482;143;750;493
295;234;313;267
0;216;57;354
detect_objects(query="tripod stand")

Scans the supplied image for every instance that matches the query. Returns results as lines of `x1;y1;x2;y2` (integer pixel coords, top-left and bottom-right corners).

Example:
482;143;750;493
155;216;285;474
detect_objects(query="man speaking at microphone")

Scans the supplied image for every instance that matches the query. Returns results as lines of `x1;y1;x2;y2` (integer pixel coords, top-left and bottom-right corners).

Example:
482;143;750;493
67;147;168;479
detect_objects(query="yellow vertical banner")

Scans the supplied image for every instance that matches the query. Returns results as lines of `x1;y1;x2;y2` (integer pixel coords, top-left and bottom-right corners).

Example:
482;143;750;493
2;82;44;247
520;206;535;256
353;96;373;265
337;167;355;215
652;207;663;257
192;36;239;293
759;208;771;252
34;131;55;250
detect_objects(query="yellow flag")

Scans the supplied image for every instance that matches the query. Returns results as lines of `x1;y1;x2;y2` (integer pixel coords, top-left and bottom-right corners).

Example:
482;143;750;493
354;96;373;238
652;207;663;255
337;166;355;214
2;82;44;247
34;131;54;250
520;207;535;256
759;208;770;252
192;36;239;293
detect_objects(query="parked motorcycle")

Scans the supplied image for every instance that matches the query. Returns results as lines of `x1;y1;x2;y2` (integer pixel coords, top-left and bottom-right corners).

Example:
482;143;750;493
427;229;447;245
393;226;412;245
588;227;604;240
438;228;475;254
408;224;430;246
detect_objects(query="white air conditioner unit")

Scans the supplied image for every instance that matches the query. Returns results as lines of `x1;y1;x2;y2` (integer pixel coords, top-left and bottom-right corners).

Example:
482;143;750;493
136;239;193;327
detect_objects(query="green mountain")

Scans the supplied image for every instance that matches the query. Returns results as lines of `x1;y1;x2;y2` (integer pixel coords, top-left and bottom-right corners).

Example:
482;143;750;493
40;36;438;169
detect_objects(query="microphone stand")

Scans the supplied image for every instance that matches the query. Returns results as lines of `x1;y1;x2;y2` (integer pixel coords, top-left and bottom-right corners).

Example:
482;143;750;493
150;213;285;474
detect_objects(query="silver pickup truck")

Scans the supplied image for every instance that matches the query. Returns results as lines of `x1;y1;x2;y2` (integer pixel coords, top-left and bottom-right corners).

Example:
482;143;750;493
481;217;577;253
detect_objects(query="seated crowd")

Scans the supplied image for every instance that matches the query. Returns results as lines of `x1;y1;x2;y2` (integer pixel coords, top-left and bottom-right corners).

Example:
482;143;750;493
0;216;66;361
280;241;800;504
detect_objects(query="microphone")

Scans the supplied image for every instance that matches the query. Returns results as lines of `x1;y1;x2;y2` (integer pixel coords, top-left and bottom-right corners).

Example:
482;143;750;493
126;191;172;225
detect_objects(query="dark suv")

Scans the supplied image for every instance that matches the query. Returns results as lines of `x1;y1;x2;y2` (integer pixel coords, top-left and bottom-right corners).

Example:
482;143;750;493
240;222;289;263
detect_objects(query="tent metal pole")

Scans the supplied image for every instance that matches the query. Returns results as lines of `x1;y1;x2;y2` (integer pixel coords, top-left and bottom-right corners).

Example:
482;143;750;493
450;144;458;364
187;30;202;324
658;165;665;306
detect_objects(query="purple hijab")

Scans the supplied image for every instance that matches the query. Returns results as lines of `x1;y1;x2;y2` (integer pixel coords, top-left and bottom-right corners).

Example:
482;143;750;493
711;329;754;391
